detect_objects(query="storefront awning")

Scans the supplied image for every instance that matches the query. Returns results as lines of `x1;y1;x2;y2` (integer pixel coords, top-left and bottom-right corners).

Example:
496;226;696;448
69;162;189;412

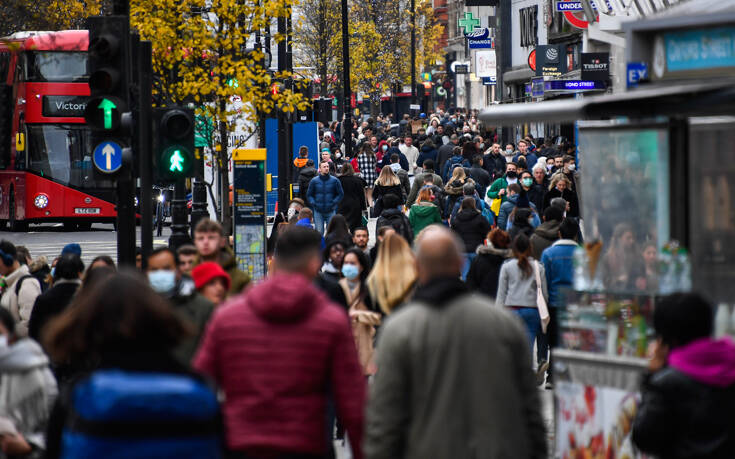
479;79;735;124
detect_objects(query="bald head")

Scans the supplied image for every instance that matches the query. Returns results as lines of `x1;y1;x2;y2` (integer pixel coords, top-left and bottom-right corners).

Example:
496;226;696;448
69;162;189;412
414;226;465;282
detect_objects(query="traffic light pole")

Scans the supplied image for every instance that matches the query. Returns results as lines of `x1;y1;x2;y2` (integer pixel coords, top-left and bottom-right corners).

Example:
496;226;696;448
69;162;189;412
277;15;289;214
340;0;351;159
169;179;191;250
410;0;416;109
139;40;154;267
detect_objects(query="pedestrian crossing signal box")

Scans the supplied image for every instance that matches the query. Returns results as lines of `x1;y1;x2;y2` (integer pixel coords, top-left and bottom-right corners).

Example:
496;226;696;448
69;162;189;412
153;107;195;183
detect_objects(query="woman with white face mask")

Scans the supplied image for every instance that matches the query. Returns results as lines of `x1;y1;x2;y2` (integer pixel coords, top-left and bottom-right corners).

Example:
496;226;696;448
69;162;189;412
339;248;380;376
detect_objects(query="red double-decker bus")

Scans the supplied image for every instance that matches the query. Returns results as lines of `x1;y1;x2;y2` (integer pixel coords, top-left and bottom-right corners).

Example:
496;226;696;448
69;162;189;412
0;30;117;231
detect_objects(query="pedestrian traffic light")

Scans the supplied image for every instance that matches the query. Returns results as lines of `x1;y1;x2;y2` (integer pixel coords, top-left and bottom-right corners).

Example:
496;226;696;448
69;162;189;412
153;107;195;183
84;15;133;180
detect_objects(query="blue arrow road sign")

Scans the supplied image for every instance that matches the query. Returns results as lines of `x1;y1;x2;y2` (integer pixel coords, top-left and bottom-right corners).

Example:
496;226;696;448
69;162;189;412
93;141;123;174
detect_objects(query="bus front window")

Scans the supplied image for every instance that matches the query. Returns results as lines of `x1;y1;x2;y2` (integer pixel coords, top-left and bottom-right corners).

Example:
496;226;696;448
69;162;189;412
27;125;111;188
24;52;87;83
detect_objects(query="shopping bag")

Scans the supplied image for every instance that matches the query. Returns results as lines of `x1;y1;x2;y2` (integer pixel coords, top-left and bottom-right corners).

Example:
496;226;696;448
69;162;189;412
534;261;550;333
490;197;502;216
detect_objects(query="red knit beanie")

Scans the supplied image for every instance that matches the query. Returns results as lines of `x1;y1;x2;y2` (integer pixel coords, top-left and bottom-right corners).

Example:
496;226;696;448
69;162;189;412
191;262;231;291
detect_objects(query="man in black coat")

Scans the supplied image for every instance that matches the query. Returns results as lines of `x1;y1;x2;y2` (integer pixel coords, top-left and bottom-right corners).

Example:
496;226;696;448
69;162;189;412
483;143;507;181
297;160;317;200
436;134;459;176
28;253;84;342
468;154;491;197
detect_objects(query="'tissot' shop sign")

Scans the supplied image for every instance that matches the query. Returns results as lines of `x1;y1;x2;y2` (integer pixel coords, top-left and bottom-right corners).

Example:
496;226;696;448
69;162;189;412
653;26;735;79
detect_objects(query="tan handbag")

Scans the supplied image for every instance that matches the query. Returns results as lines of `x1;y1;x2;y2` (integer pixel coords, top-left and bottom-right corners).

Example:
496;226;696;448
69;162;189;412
534;260;550;333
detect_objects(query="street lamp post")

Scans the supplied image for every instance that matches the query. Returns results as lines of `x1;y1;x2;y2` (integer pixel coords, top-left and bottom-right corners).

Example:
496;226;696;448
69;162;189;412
410;0;416;110
341;0;352;160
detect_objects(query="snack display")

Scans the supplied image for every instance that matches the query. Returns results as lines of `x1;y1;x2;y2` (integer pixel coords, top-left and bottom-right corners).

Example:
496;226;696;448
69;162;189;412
556;382;648;459
558;294;654;358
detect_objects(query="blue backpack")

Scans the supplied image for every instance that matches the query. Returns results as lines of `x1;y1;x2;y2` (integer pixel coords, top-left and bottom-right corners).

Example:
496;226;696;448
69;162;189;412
61;370;221;459
444;156;467;182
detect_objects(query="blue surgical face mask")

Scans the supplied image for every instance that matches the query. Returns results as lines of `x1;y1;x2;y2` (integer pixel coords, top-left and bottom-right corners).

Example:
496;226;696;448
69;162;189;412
50;267;55;278
341;264;360;280
148;270;176;293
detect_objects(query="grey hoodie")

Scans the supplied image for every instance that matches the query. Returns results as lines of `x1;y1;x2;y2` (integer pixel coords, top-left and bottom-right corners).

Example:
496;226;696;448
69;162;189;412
0;338;57;450
496;258;548;308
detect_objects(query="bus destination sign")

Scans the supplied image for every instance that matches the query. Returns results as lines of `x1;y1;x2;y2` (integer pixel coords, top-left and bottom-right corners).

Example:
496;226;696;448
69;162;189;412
42;96;88;118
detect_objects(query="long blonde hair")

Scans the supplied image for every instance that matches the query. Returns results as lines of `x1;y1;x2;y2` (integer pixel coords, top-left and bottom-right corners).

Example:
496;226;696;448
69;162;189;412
375;166;401;187
448;166;466;183
367;233;417;314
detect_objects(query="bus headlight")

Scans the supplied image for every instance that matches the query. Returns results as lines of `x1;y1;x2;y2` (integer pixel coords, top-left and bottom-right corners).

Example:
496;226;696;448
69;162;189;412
34;194;49;209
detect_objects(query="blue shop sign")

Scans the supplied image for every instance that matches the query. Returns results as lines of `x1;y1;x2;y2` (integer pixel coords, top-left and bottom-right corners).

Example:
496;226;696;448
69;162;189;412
664;27;735;73
627;62;648;88
469;38;495;49
545;80;606;91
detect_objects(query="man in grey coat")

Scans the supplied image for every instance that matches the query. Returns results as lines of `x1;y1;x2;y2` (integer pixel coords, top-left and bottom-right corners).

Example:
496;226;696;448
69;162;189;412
365;226;547;459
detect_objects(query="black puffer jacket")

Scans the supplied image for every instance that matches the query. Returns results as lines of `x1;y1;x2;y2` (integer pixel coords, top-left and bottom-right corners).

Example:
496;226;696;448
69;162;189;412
632;338;735;459
451;208;491;253
376;209;413;244
466;244;512;298
297;166;317;200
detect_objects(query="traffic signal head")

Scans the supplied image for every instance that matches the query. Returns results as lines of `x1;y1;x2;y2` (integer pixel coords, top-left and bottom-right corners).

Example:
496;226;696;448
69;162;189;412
85;16;131;134
154;107;195;182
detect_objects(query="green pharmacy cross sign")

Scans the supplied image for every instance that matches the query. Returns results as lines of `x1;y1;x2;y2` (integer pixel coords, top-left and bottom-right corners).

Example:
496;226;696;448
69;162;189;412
458;12;480;35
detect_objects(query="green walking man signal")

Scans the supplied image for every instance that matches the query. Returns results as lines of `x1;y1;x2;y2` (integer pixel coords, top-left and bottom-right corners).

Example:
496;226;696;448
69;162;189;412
169;150;185;172
154;105;195;183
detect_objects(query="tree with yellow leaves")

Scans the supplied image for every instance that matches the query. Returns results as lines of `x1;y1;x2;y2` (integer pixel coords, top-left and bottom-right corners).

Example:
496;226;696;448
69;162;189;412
131;0;309;233
0;0;104;37
298;0;443;115
293;0;341;97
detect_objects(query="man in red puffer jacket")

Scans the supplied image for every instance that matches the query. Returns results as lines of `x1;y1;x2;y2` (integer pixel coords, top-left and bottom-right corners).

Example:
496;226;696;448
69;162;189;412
194;226;365;459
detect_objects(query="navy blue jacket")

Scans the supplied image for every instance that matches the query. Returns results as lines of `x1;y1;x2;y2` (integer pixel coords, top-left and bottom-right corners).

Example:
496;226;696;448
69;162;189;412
442;155;470;181
416;145;438;168
379;147;409;171
541;239;577;307
306;173;344;214
512;152;538;170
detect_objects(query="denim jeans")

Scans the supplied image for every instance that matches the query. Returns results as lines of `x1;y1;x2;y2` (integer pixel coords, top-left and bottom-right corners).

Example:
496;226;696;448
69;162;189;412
314;210;335;235
511;307;541;358
461;253;476;281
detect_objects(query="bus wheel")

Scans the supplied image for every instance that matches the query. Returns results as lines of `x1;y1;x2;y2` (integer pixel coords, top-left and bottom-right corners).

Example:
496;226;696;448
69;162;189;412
8;190;27;232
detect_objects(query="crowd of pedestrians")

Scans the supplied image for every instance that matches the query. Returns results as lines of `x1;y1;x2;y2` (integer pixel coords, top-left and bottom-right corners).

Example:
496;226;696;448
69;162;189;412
0;110;729;458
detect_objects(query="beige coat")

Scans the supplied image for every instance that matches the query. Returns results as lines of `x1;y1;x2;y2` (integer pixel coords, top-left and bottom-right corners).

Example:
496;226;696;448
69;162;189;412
339;279;380;376
1;265;41;338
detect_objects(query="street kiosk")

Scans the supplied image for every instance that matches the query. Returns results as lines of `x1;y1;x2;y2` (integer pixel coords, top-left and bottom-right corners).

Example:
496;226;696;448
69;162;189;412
480;3;735;457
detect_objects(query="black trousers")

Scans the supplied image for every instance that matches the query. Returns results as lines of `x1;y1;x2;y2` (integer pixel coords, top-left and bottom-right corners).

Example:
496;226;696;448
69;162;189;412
546;306;560;380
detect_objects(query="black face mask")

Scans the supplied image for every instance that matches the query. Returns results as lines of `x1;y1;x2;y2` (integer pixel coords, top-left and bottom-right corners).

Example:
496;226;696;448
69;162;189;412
506;171;518;179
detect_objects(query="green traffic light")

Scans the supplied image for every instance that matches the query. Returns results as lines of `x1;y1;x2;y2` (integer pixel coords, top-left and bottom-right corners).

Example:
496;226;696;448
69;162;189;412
97;98;117;130
169;149;185;172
